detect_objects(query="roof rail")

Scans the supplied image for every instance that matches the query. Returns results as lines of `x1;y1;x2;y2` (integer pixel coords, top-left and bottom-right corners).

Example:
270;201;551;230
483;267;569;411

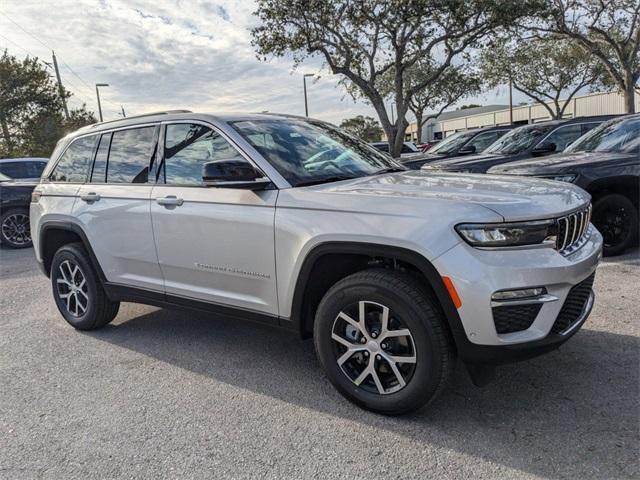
89;110;193;128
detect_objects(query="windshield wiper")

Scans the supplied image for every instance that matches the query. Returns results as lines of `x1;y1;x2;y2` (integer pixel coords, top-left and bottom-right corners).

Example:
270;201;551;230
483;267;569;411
372;166;407;175
295;175;357;187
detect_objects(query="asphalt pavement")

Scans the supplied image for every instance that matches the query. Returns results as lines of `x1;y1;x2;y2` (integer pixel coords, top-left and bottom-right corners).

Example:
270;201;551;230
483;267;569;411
1;245;638;479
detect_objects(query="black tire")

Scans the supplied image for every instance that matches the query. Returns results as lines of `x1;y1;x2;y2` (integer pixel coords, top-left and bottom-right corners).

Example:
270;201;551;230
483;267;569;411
313;268;455;415
50;243;119;330
0;208;32;248
592;193;638;257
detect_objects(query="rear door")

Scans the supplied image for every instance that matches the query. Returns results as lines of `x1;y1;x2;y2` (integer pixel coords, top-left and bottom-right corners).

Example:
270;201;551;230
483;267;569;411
150;121;278;315
74;125;164;292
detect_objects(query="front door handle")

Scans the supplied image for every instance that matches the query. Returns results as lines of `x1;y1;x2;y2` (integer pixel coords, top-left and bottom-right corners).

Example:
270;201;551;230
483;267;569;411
156;195;184;207
80;193;100;203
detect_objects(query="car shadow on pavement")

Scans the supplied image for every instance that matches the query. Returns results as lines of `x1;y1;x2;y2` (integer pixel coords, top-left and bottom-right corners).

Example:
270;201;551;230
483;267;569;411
86;304;640;478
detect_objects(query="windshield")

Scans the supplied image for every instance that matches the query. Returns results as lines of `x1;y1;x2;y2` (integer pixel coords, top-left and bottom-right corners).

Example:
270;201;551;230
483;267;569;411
566;116;640;153
428;131;475;154
485;124;555;155
231;119;405;187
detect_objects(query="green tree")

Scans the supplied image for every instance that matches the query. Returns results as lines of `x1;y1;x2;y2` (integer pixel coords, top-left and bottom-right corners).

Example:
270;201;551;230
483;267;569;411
480;34;602;119
458;104;482;110
0;50;96;158
251;0;543;158
529;0;640;113
339;115;383;141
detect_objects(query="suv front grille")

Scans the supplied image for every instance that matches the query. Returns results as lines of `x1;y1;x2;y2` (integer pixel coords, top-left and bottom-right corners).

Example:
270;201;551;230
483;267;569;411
556;205;591;254
551;272;595;334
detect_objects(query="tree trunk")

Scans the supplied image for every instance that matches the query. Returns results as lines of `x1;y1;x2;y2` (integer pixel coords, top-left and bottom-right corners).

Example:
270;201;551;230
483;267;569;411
0;112;13;156
623;76;636;114
414;111;423;144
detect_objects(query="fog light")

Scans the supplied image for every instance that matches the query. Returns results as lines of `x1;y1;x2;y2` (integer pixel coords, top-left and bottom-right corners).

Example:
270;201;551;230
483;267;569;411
492;287;546;301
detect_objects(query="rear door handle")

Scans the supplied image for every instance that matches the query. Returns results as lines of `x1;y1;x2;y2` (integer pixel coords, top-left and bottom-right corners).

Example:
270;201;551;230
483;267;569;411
156;195;184;207
80;193;100;203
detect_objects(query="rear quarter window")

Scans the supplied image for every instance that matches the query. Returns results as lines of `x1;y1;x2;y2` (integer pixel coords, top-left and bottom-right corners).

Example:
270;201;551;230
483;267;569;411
49;136;98;182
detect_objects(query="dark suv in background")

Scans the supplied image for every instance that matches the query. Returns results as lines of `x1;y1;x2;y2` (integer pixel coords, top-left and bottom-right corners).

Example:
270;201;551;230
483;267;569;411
0;158;48;181
423;115;618;173
489;115;639;256
403;125;515;170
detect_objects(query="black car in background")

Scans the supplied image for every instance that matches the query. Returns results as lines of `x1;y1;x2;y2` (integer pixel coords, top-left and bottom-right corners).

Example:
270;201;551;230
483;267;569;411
403;125;515;169
0;157;48;181
0;172;37;248
423;115;618;173
489;115;639;256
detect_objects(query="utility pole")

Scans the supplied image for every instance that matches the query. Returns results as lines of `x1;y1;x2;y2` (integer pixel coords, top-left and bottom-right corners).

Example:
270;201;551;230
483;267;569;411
51;51;69;120
509;78;513;125
303;73;313;116
121;105;126;117
95;83;109;122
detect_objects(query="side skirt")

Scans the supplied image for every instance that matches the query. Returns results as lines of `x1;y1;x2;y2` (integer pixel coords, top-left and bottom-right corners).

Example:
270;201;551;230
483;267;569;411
103;283;295;331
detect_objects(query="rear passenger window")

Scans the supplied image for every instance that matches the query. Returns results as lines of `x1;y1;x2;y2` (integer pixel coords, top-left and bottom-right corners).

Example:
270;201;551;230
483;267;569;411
107;127;157;183
50;136;97;182
91;133;111;183
162;123;244;185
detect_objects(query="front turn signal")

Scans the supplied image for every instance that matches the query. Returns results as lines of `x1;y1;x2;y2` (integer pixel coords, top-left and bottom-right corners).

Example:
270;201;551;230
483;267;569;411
442;276;462;309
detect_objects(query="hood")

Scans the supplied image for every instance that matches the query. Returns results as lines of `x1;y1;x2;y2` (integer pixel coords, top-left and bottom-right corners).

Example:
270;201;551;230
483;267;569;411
488;151;640;175
303;171;590;221
422;153;511;173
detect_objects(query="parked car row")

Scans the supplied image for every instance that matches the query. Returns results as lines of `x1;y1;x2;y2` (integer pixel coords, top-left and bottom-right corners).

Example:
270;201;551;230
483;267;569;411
419;114;639;256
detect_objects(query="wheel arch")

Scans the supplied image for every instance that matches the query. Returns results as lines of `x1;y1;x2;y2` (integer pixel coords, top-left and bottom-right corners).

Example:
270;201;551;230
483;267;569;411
586;175;639;207
290;241;466;349
39;220;106;282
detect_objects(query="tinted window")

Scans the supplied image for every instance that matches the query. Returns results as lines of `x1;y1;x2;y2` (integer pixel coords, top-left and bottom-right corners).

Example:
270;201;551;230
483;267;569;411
163;123;244;185
107;127;156;183
485;125;554;154
232;119;402;187
0;161;47;179
50;136;97;182
373;143;389;153
539;124;583;152
429;131;475;154
401;144;415;153
91;133;111;183
467;131;503;152
567;117;640;153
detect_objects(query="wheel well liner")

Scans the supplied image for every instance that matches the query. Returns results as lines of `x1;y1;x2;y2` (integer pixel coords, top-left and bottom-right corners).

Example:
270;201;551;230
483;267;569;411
587;176;639;206
39;221;106;282
290;242;467;348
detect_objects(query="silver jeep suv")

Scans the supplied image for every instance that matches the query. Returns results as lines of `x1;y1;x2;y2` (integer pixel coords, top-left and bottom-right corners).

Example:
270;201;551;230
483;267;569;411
31;111;602;414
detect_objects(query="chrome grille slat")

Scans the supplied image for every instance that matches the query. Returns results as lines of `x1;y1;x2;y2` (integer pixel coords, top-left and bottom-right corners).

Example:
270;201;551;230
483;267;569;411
556;205;591;255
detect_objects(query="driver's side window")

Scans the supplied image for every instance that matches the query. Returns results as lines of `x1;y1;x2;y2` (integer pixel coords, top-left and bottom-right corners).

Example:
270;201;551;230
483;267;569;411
162;123;244;185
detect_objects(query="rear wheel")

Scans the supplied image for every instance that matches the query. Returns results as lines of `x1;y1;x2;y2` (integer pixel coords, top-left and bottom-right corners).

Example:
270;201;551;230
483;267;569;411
0;209;32;248
592;194;638;257
314;269;455;415
51;243;119;330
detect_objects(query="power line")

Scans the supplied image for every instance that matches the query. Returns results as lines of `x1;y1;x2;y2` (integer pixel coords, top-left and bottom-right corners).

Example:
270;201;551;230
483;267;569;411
0;11;52;50
1;10;124;116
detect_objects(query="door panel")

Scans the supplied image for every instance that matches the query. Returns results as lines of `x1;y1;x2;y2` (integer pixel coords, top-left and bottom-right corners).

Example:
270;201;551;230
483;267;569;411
150;186;278;314
73;184;163;291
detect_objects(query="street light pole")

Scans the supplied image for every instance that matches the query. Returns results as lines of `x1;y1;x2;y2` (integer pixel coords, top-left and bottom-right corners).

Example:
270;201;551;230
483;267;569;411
303;74;314;117
95;83;109;122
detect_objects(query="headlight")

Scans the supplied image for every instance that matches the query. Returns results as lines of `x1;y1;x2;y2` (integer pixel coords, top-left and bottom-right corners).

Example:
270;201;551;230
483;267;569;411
537;174;577;183
455;220;557;248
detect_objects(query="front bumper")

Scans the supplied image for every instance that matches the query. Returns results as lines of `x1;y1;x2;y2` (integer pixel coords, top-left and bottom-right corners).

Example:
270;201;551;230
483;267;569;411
433;225;602;365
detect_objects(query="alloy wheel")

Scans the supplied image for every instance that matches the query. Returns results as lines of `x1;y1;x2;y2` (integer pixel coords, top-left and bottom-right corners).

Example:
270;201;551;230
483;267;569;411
1;213;31;246
594;204;631;248
331;300;416;395
55;260;89;317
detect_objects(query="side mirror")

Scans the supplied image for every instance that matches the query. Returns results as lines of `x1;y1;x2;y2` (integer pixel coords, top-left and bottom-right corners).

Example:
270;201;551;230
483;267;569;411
202;159;270;190
533;142;556;155
458;144;476;155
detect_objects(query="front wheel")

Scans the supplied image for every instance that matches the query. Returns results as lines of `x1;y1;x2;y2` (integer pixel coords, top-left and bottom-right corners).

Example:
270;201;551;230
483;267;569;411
314;269;455;415
51;243;120;330
592;194;638;257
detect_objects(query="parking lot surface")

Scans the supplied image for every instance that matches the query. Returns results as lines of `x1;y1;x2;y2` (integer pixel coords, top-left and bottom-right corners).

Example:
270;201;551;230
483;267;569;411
1;246;638;479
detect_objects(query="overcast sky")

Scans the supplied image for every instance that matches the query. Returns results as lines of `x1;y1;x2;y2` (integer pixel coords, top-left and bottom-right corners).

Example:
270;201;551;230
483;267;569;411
1;0;523;124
